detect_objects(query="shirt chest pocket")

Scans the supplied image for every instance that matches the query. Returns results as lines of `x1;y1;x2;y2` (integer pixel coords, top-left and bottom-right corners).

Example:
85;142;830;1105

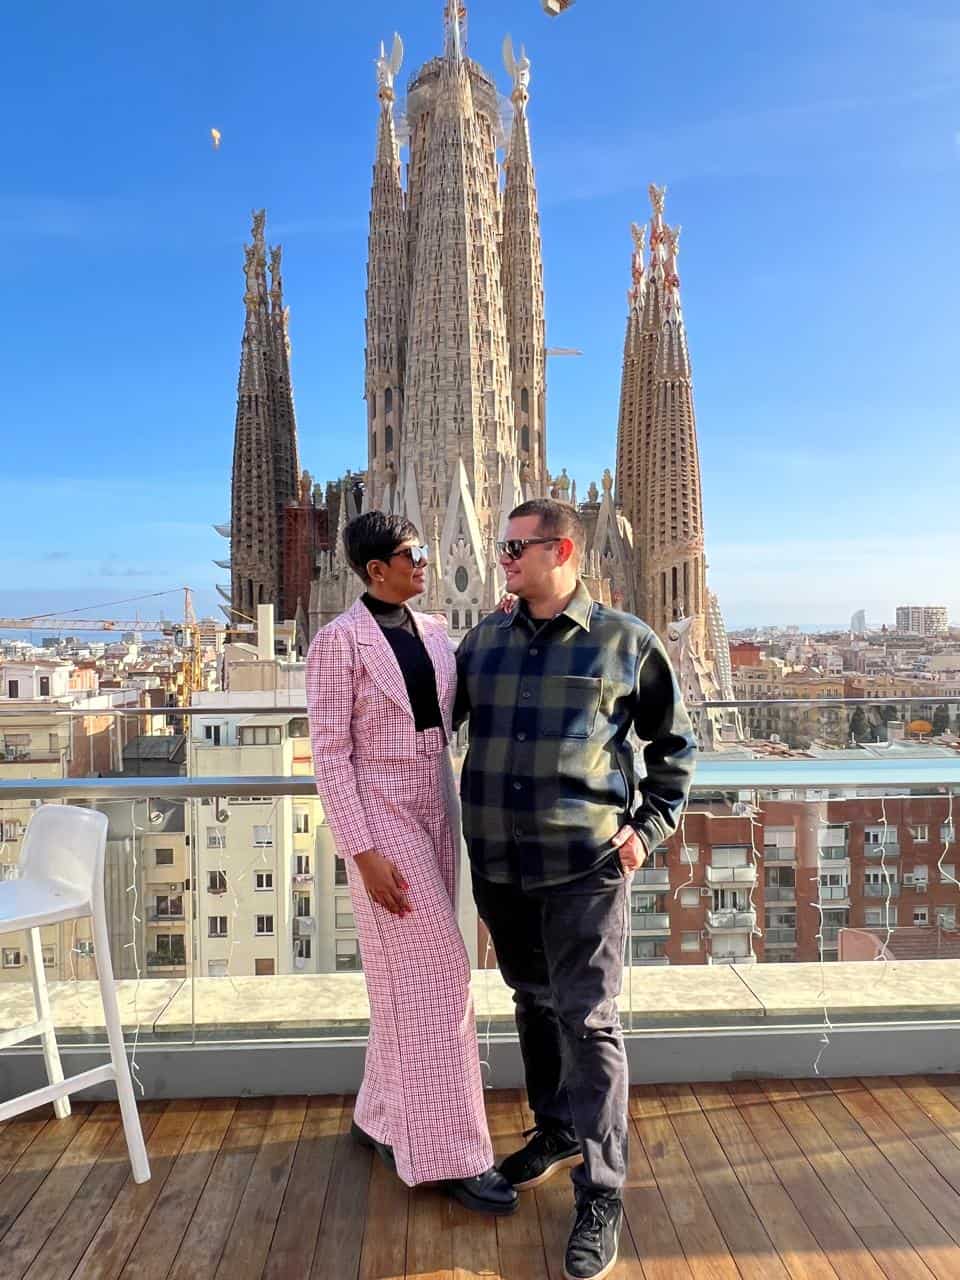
539;676;603;739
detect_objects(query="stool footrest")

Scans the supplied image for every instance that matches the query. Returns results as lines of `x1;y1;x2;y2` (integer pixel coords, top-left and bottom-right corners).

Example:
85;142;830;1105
0;1063;116;1123
0;1019;51;1051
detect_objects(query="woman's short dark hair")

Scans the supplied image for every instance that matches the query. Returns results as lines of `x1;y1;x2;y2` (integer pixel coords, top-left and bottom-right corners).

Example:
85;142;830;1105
343;511;419;583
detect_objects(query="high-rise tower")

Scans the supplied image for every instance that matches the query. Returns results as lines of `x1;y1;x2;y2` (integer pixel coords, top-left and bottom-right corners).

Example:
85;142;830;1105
340;3;546;633
221;211;301;623
615;186;736;728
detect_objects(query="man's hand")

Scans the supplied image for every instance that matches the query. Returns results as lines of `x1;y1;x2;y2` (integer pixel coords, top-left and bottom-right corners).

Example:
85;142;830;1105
611;825;648;872
354;850;411;916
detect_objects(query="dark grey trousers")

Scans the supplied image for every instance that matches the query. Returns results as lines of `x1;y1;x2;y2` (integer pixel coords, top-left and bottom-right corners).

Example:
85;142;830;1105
472;858;630;1195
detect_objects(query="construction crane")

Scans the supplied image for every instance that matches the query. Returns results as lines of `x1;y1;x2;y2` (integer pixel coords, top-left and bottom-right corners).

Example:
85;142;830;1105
0;587;212;705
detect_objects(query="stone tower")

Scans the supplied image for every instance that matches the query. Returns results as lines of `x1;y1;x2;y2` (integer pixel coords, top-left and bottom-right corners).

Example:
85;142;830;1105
323;3;547;635
222;211;301;622
614;187;736;739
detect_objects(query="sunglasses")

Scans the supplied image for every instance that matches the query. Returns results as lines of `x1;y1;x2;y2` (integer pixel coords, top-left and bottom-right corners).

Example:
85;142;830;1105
388;543;430;567
495;537;561;562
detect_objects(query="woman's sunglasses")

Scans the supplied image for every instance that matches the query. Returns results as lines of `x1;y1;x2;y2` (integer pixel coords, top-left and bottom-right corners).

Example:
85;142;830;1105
388;544;430;567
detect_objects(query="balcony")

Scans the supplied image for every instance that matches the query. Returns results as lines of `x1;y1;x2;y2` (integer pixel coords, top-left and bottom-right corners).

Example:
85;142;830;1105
709;952;757;965
764;885;796;903
819;885;850;903
865;841;900;858
292;872;314;886
147;908;185;923
864;882;901;898
631;911;671;935
764;927;797;944
705;864;757;888
706;908;757;932
634;866;670;887
818;846;849;861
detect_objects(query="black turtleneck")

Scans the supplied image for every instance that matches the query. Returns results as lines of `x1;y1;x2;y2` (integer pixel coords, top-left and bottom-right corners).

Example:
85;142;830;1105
362;593;444;731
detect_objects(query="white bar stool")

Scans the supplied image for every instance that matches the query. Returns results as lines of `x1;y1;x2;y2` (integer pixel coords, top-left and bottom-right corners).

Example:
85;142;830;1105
0;804;151;1183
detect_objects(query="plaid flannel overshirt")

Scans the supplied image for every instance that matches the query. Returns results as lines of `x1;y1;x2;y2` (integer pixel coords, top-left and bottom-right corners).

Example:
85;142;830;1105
455;581;697;888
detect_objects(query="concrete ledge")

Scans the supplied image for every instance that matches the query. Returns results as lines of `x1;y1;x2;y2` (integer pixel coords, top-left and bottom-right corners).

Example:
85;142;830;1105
1;960;959;1042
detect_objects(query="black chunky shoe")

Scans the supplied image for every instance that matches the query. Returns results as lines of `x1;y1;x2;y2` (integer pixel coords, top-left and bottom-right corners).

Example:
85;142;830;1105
444;1166;519;1216
350;1120;396;1172
563;1191;623;1280
498;1125;583;1190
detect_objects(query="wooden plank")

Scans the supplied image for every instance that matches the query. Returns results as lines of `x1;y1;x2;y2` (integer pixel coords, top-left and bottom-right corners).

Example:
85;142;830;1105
655;1084;787;1280
831;1082;960;1245
897;1077;960;1153
728;1083;888;1280
622;1089;694;1280
165;1106;267;1280
0;1115;51;1184
485;1091;549;1280
20;1102;167;1280
213;1097;306;1279
691;1083;839;1280
769;1090;933;1280
796;1084;958;1280
861;1078;960;1194
358;1156;411;1280
116;1098;238;1280
309;1103;374;1280
71;1099;202;1279
0;1106;93;1238
0;1116;117;1280
265;1095;346;1280
406;1183;455;1280
630;1086;739;1280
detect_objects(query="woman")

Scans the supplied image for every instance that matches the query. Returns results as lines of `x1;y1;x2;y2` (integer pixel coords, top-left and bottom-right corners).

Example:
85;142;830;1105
306;511;516;1214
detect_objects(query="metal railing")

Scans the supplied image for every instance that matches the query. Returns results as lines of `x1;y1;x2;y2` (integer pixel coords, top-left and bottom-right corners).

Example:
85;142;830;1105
706;909;757;931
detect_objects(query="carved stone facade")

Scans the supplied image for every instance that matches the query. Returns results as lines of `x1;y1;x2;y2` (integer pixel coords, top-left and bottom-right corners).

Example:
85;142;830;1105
311;6;549;637
219;211;301;624
614;186;738;747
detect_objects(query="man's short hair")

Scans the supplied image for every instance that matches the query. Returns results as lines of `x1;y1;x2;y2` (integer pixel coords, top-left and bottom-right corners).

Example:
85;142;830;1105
509;498;586;562
343;511;419;583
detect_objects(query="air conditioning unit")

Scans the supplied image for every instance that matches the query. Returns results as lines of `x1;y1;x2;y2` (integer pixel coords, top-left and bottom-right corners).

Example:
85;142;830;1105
700;887;712;898
903;874;915;887
168;882;184;892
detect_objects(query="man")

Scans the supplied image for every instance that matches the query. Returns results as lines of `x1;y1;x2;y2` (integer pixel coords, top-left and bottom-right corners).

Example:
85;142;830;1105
455;498;696;1280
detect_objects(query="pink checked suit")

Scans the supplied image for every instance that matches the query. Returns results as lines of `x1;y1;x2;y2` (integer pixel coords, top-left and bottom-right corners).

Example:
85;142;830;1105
305;596;494;1186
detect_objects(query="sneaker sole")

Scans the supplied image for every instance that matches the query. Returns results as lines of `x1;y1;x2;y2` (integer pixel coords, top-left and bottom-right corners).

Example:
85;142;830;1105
512;1152;584;1190
562;1249;618;1280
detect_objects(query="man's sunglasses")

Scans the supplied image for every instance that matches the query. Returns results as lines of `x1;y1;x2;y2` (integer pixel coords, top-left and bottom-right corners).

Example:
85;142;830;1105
388;544;430;566
495;537;560;562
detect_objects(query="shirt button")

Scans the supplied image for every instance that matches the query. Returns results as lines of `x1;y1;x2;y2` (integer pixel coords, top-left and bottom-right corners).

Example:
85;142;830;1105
513;782;522;792
517;731;527;742
529;647;539;656
521;690;531;700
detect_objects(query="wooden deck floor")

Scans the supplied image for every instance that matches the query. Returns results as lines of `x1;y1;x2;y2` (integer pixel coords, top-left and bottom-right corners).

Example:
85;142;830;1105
3;1078;960;1278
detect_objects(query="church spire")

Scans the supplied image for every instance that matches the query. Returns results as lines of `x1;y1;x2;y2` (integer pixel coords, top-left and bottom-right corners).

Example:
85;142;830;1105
502;36;546;494
268;243;301;512
366;34;407;510
444;0;466;63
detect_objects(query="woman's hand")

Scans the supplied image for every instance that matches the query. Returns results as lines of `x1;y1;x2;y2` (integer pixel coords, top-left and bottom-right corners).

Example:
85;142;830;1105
354;850;412;916
497;592;518;614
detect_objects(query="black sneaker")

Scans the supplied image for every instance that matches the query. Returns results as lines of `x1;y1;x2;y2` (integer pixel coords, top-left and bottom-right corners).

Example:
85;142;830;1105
563;1191;622;1280
498;1125;583;1190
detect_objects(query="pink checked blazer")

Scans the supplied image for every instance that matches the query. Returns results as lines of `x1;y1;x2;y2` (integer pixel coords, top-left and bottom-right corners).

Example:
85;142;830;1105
305;596;456;859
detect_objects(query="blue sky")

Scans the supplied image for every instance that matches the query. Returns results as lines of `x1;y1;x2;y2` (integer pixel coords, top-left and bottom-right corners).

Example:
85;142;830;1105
2;0;958;629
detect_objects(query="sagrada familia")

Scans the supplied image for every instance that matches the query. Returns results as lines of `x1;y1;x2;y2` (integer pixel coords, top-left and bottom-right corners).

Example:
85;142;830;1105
217;3;736;743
